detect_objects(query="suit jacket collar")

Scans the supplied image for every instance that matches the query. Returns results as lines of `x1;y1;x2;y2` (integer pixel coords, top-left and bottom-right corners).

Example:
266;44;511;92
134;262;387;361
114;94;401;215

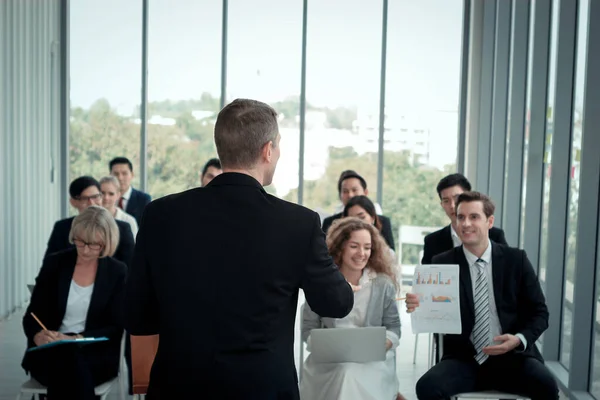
441;225;454;250
207;172;266;192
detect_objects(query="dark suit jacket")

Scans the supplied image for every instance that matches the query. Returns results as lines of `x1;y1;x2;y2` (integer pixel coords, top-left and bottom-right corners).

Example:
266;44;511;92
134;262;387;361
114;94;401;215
432;243;548;362
45;216;135;268
125;173;353;399
22;248;127;372
126;188;152;225
421;225;507;265
322;212;396;251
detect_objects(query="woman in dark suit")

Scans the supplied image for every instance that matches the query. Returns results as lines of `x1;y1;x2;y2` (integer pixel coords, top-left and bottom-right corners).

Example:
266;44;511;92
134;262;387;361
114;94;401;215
22;205;127;400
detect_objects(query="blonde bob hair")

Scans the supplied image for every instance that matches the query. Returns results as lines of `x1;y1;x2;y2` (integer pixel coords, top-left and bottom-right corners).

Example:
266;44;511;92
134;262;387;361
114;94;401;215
326;217;397;286
69;205;120;258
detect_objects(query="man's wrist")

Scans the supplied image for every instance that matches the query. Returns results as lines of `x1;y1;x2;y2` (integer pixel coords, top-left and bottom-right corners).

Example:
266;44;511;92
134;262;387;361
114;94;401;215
514;333;527;352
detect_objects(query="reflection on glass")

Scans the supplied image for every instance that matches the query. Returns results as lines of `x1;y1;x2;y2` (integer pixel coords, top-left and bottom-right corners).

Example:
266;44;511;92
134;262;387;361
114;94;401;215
69;0;142;199
229;0;302;200
383;0;462;261
560;0;589;371
593;269;600;396
146;1;221;199
298;0;382;215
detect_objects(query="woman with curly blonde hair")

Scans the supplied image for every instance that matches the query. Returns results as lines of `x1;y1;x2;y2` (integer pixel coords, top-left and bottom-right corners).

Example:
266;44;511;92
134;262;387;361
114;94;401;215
300;217;405;400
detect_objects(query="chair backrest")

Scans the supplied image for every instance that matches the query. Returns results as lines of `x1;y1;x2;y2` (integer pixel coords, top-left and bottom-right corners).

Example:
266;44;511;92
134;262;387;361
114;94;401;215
130;334;159;395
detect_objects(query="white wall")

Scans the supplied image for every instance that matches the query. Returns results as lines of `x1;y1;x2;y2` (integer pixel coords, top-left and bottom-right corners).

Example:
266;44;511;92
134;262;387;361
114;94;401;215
0;0;63;319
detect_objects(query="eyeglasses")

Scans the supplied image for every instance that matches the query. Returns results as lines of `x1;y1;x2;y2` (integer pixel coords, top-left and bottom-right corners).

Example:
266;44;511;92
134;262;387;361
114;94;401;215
73;239;103;251
75;193;103;202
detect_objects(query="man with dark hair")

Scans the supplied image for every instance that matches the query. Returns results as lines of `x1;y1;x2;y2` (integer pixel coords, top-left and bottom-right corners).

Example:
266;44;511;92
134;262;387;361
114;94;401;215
109;157;151;225
421;173;507;265
408;191;557;399
200;158;222;187
125;98;353;399
321;170;395;250
45;176;135;267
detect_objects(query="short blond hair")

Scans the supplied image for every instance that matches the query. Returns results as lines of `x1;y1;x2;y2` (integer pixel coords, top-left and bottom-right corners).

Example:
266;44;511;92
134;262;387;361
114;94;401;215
99;175;121;193
69;205;120;258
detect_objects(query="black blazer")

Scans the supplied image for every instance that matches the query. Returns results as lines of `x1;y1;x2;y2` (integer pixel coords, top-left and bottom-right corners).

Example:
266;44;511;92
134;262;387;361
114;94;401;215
45;216;135;268
432;243;548;362
22;248;127;372
322;212;396;251
421;225;507;265
125;173;353;398
126;187;152;225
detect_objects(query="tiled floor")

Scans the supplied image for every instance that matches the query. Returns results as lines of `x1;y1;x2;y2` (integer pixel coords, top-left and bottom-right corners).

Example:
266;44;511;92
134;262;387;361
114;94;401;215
0;294;568;400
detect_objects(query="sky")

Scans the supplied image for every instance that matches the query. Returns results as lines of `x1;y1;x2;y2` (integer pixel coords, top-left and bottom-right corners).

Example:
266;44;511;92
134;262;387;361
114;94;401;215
70;0;464;114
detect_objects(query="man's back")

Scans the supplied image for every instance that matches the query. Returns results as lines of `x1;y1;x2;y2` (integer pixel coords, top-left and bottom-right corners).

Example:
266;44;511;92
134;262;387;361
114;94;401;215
125;173;353;398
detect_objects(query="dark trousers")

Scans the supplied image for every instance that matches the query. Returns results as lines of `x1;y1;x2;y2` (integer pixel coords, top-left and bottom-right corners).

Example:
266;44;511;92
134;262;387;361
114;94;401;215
26;344;118;400
416;354;558;400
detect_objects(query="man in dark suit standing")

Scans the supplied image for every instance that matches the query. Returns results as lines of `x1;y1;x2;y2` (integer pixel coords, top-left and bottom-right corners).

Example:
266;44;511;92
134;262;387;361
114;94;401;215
109;157;151;225
421;173;507;265
321;170;395;250
407;192;558;399
45;176;135;268
125;99;354;399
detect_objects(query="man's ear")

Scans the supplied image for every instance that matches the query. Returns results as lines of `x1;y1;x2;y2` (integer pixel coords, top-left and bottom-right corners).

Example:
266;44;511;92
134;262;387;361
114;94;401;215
69;198;77;208
488;215;495;229
262;141;273;162
364;188;369;196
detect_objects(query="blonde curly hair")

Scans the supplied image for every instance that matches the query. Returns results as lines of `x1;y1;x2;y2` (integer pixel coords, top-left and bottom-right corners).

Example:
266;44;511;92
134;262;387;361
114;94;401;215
326;217;397;286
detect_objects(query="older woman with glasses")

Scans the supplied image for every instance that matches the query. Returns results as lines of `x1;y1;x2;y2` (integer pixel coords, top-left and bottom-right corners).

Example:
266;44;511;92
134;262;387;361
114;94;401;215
22;206;127;400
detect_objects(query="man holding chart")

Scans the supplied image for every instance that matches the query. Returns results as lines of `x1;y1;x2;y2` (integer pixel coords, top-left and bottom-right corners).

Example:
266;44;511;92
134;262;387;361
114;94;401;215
125;99;354;399
406;191;557;400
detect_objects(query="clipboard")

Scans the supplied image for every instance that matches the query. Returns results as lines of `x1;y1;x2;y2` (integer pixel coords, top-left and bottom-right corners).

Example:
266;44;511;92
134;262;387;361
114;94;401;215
27;337;109;352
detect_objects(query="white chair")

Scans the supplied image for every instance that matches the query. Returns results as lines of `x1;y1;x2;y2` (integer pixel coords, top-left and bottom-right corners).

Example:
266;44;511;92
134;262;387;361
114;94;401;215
16;333;127;400
434;334;530;400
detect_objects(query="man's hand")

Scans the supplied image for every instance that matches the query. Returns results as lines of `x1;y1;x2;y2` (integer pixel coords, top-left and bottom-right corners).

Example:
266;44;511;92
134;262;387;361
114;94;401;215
405;293;419;313
385;338;393;350
482;334;522;356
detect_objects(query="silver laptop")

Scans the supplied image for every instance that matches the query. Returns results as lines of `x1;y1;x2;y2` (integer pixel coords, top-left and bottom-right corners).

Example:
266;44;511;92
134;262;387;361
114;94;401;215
310;327;387;363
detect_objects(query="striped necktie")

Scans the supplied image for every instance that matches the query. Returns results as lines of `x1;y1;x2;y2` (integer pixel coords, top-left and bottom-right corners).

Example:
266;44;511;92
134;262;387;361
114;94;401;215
472;258;490;364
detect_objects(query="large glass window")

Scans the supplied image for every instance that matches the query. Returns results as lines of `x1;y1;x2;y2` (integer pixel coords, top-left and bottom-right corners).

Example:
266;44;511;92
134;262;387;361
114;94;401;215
593;261;600;397
69;0;142;202
146;0;221;199
519;2;536;250
384;0;463;263
560;0;588;369
296;0;382;215
538;0;560;294
228;0;302;200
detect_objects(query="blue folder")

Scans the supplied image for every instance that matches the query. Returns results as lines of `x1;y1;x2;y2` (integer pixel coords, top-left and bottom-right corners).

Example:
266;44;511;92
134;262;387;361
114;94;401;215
27;337;109;352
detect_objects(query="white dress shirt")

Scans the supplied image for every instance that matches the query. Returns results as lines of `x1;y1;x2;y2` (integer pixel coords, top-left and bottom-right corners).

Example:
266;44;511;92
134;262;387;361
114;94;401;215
463;241;528;351
115;207;139;240
450;225;462;247
120;185;133;211
59;280;94;334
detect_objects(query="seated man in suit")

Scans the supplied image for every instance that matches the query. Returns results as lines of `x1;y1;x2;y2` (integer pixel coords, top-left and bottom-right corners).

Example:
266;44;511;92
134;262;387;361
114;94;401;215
109;157;151;225
322;170;395;250
422;173;507;264
200;157;223;187
407;191;558;400
45;176;135;268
